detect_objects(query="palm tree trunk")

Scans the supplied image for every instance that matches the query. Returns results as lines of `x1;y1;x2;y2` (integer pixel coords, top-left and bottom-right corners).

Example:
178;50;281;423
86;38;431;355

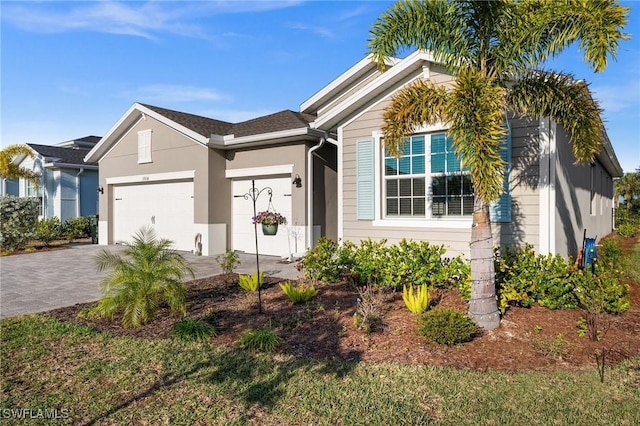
468;196;500;329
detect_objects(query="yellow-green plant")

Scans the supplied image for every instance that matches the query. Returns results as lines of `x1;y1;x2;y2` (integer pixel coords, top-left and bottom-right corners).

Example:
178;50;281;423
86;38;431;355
402;284;429;314
279;281;318;304
239;272;264;292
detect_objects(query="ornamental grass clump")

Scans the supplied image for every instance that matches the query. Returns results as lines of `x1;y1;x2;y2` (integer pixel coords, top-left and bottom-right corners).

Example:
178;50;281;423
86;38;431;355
402;284;429;314
239;328;282;353
172;319;216;341
280;281;318;304
418;308;477;345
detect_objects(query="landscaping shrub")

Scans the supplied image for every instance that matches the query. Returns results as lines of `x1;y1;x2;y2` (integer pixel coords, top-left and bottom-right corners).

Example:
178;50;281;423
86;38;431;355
62;216;90;242
495;245;577;312
239;272;264;292
574;268;630;315
172;319;216;341
36;217;62;246
238;328;281;352
418;308;477;345
599;237;622;266
90;226;194;328
0;196;39;251
616;223;637;238
279;281;318;304
215;249;240;275
299;237;342;283
402;284;429;314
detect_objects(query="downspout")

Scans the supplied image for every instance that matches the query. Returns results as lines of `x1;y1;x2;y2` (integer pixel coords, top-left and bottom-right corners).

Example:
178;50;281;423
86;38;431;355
307;135;326;248
76;168;84;217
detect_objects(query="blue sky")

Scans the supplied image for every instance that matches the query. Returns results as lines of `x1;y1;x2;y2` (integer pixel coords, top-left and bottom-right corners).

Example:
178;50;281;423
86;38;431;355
1;0;639;173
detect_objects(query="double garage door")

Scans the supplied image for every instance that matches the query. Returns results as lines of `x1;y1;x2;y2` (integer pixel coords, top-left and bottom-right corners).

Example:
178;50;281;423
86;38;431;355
113;180;194;252
232;177;292;257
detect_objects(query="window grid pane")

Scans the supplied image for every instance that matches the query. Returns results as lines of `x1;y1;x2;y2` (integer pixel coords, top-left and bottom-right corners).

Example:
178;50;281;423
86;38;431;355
384;133;474;218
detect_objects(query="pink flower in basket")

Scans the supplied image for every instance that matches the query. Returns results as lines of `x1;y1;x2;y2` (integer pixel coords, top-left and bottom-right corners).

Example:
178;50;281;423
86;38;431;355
252;211;287;225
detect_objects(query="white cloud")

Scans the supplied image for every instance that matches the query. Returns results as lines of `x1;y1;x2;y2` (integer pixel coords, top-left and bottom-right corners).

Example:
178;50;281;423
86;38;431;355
286;22;334;38
120;84;227;103
1;1;303;40
592;80;640;116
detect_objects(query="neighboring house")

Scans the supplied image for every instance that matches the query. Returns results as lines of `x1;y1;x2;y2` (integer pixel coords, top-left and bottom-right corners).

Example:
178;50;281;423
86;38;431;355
8;136;100;220
87;50;621;259
84;105;337;257
300;50;622;259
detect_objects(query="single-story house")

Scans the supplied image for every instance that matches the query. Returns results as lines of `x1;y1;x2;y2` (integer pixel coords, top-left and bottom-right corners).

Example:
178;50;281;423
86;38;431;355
84;105;337;257
87;50;621;259
5;136;100;220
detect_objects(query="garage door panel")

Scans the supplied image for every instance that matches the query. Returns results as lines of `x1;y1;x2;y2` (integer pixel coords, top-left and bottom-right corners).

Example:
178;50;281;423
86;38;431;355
113;180;194;252
232;178;292;257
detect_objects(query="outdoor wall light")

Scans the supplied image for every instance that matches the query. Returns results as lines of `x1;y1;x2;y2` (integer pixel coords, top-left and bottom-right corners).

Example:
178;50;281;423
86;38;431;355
97;185;104;194
293;174;302;188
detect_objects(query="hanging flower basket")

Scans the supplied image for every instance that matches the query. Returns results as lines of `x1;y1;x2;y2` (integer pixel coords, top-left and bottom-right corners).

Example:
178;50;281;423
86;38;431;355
252;211;287;236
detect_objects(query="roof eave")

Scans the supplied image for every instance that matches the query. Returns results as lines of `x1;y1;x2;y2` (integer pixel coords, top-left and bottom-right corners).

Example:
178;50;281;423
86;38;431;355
207;128;324;150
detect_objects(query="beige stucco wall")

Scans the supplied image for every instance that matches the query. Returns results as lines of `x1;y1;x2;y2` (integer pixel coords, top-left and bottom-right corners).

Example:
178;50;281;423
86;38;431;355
98;115;213;243
554;127;614;258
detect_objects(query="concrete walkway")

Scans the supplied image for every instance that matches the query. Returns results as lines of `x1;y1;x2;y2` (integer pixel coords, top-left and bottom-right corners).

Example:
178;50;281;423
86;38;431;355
0;244;301;319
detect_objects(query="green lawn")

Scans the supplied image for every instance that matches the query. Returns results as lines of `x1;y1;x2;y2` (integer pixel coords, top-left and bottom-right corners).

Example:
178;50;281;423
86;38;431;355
1;315;639;425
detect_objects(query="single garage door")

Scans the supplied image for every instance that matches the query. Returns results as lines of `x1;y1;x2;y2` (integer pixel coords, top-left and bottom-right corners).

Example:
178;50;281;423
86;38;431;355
113;180;194;252
232;177;292;257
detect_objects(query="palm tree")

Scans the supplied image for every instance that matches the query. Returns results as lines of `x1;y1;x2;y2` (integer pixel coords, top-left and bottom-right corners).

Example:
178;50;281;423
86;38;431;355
615;169;640;212
0;144;40;193
368;0;629;329
92;226;195;328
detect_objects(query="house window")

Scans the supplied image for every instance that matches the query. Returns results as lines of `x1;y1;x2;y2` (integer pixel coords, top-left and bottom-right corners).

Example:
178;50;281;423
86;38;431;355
25;179;43;216
138;130;152;164
383;133;473;218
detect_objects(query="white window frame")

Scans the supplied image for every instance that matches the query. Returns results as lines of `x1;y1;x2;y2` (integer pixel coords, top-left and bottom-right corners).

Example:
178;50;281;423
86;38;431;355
138;129;152;164
372;127;473;229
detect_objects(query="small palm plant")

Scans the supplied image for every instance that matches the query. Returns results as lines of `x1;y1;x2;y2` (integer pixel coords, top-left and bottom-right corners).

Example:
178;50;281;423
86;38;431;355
91;226;194;328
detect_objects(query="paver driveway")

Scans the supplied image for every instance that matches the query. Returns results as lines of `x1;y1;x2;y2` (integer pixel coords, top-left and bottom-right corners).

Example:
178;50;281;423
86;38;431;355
0;244;300;318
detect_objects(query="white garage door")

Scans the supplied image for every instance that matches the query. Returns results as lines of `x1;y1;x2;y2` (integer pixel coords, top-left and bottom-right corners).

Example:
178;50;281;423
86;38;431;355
232;177;292;257
113;180;194;252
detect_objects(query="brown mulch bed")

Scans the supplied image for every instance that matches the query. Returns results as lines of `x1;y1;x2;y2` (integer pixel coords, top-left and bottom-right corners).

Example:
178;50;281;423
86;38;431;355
46;236;640;372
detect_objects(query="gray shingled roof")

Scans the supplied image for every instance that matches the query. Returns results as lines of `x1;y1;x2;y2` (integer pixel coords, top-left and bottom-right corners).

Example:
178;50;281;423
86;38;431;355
141;104;234;137
232;110;316;137
28;144;97;166
141;103;316;138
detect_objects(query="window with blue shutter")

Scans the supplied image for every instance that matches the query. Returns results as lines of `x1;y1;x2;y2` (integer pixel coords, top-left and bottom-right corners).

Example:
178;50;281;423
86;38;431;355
356;139;375;220
490;124;512;222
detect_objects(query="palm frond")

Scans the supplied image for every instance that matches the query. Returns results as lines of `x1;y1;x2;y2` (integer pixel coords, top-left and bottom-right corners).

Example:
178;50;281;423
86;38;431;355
517;0;629;73
382;80;449;158
507;70;603;163
445;69;508;204
0;144;39;187
368;0;472;72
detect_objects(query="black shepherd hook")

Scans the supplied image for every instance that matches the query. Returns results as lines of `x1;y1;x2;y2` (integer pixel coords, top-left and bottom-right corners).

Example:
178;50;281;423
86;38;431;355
234;179;272;313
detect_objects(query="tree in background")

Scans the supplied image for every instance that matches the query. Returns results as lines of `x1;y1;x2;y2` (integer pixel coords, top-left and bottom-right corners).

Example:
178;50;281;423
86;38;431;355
0;144;39;191
615;168;640;213
368;0;629;329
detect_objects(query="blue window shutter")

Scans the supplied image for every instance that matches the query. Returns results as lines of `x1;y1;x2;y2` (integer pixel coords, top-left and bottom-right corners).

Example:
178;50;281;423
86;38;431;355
356;139;375;220
490;124;512;222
